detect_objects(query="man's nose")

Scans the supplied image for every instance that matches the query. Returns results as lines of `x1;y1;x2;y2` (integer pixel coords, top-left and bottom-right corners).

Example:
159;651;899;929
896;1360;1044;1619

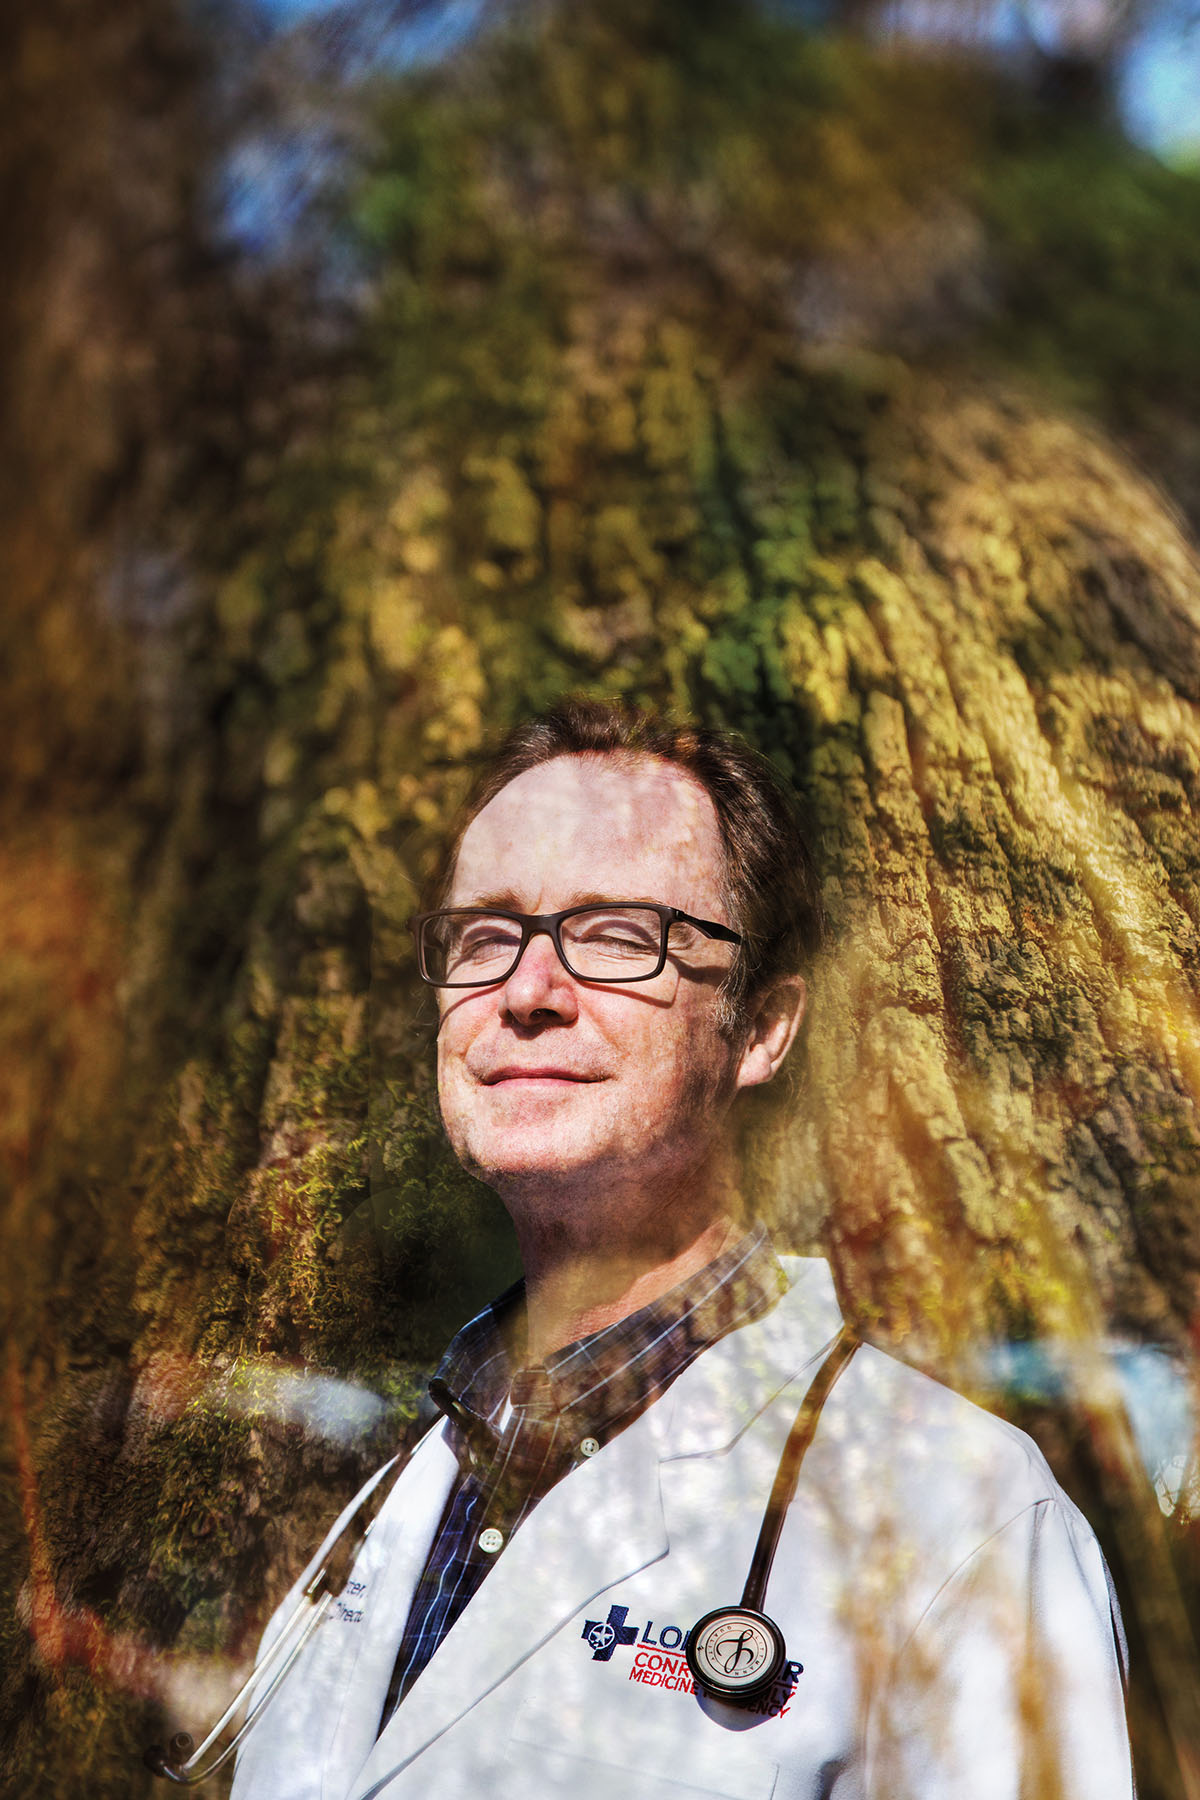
501;928;579;1024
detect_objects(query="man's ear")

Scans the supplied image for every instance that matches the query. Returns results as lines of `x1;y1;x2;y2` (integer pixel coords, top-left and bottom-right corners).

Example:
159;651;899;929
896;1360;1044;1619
734;975;807;1091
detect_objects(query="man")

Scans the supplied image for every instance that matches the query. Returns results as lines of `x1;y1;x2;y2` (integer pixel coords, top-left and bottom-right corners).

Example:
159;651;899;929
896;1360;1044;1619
231;700;1132;1800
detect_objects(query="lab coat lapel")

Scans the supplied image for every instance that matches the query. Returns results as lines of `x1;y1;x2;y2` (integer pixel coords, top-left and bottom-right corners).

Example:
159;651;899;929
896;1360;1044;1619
314;1427;460;1795
646;1256;845;1460
350;1398;668;1800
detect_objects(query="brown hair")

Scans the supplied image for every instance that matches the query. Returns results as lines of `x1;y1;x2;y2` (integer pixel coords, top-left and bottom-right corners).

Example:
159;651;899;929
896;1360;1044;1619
425;698;824;1028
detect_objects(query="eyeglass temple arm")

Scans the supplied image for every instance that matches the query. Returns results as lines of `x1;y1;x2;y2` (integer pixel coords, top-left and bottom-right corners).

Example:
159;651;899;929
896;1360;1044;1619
676;910;742;945
145;1450;403;1786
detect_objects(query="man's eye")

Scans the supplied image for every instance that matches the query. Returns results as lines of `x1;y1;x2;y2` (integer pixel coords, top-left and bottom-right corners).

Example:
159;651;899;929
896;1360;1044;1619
570;914;659;952
450;925;520;963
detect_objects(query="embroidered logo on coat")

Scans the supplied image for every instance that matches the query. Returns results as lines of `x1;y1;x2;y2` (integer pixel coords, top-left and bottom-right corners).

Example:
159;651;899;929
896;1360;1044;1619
582;1604;640;1660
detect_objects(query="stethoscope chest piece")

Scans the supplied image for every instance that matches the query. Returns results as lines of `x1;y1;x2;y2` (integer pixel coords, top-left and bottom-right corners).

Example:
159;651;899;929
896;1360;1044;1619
685;1606;787;1703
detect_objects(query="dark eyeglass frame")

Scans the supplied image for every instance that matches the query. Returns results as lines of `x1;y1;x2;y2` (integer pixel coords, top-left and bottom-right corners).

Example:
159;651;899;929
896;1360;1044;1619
412;903;743;988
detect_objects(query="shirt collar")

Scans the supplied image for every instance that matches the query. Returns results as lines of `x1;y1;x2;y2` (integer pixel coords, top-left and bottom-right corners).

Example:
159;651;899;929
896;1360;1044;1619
430;1223;786;1460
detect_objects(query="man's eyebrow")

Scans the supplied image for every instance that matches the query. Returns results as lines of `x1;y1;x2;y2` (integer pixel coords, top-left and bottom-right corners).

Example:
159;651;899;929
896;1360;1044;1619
449;891;667;912
453;888;526;911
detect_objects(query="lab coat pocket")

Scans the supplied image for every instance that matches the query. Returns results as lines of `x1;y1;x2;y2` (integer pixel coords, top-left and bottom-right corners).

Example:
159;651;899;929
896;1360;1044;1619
507;1689;779;1799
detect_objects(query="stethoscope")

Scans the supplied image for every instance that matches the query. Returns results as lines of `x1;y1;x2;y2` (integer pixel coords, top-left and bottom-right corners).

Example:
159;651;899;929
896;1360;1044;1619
684;1324;858;1704
146;1327;857;1782
144;1453;404;1785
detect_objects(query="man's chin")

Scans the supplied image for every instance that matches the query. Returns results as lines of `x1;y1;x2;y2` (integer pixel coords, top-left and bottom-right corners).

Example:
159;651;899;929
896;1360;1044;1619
457;1130;604;1197
469;1149;591;1191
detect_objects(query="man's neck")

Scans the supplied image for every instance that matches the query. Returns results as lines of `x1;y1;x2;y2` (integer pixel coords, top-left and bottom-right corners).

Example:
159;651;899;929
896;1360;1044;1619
518;1211;743;1362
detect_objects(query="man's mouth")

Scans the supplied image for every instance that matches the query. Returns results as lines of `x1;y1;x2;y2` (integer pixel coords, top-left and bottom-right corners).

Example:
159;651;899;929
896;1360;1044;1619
480;1067;603;1085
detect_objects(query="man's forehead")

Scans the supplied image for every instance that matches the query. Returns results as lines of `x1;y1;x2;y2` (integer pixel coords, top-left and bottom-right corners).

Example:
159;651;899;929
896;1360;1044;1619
450;753;726;897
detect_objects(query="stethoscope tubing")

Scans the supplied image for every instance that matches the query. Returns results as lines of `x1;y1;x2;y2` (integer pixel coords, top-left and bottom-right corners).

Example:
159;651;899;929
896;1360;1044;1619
147;1588;335;1784
683;1326;858;1705
741;1326;858;1613
145;1450;404;1785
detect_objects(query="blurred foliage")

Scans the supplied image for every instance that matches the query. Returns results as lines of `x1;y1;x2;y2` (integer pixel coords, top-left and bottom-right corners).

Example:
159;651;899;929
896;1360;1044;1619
977;116;1200;420
4;0;1200;1794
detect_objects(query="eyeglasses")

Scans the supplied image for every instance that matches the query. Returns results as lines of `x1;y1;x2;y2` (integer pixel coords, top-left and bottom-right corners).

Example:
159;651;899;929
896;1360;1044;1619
412;903;743;988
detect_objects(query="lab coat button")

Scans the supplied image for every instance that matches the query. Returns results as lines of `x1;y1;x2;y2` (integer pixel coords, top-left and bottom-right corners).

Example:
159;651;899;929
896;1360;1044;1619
478;1527;504;1554
579;1437;600;1458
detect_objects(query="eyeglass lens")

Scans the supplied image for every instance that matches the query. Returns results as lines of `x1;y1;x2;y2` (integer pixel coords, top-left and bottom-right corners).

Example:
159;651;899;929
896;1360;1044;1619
422;906;668;985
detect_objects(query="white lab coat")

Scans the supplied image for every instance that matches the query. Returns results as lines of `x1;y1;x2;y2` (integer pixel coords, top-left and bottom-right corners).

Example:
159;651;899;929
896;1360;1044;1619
231;1258;1132;1800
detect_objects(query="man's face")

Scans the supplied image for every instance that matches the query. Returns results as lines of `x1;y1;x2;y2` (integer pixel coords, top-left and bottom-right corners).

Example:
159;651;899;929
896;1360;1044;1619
435;754;756;1239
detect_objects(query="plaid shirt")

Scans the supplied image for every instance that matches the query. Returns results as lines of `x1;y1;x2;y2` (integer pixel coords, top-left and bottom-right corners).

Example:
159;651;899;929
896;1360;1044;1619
378;1225;786;1730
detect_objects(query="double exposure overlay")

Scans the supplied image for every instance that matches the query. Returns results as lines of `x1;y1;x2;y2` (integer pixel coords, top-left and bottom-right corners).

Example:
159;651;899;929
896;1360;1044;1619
2;2;1200;1793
